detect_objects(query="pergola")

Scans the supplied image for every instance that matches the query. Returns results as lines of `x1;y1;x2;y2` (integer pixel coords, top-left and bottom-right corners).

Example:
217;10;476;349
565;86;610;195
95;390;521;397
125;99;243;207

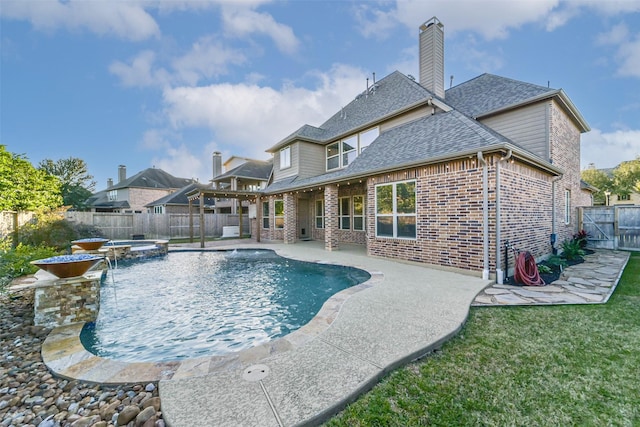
186;188;262;247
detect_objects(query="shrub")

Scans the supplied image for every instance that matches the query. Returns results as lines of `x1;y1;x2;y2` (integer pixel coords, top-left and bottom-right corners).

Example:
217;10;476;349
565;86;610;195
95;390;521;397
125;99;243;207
537;264;553;274
572;229;590;249
0;243;60;290
561;239;586;261
16;210;104;252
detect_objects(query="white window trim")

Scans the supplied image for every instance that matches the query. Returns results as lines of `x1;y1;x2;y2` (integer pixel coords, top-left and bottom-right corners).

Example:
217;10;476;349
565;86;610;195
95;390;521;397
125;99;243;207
274;199;284;229
564;189;571;225
353;195;365;231
326;127;379;171
280;146;291;170
262;201;270;229
315;199;324;229
375;180;417;239
339;196;351;230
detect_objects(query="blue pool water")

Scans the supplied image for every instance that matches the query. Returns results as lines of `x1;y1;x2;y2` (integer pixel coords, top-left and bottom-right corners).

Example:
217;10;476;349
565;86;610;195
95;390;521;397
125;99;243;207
81;249;370;362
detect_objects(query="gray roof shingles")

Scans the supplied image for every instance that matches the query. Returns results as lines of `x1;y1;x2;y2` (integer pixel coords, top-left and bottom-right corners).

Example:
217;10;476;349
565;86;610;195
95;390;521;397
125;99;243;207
445;73;555;118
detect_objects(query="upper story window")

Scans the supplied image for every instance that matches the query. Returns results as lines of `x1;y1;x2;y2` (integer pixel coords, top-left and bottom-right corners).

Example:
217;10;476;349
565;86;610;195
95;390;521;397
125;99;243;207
326;127;379;171
108;190;117;201
280;146;291;169
153;206;164;214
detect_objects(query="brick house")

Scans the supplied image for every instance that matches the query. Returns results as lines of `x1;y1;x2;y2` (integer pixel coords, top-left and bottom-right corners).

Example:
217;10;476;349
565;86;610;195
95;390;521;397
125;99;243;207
255;17;591;283
86;165;194;213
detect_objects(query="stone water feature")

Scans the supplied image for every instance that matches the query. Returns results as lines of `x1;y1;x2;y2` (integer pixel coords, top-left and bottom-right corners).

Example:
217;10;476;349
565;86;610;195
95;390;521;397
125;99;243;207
27;241;109;329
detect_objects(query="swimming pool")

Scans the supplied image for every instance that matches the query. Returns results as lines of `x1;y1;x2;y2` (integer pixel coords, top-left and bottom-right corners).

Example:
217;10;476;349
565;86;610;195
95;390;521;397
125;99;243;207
80;249;371;362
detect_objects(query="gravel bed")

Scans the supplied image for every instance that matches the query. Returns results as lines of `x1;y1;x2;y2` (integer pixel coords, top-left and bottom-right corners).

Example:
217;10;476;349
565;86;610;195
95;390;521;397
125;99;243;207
1;289;165;427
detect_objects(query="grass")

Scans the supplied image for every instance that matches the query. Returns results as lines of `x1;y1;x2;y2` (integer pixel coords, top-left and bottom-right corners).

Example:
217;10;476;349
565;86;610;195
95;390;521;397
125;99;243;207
326;252;640;426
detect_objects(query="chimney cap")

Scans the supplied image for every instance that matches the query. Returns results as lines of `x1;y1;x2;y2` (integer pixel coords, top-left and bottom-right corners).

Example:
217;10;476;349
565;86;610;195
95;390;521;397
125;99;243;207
419;16;443;32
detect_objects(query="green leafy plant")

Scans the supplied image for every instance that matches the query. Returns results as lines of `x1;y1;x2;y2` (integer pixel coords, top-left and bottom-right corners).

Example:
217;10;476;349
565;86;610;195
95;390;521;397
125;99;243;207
546;255;568;270
561;239;586;261
16;209;104;251
572;229;590;249
0;243;60;290
537;264;553;274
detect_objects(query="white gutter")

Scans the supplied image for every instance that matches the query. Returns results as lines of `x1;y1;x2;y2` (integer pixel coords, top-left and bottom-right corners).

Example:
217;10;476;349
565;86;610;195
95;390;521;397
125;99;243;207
495;149;512;284
477;151;490;280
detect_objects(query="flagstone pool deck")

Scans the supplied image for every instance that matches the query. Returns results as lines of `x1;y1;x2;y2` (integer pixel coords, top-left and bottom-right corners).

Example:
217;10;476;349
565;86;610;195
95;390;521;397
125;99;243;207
31;242;629;427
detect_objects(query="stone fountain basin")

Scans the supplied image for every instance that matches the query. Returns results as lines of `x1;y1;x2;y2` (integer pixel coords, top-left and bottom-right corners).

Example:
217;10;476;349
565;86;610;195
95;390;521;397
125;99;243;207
31;254;103;278
71;238;110;251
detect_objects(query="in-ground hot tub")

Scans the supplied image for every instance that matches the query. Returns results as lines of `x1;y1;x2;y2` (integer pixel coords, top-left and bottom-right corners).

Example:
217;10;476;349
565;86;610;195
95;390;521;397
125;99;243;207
100;239;169;261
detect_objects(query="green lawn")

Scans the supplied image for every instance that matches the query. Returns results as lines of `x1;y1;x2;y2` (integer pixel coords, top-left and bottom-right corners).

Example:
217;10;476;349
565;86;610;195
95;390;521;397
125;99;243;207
326;252;640;426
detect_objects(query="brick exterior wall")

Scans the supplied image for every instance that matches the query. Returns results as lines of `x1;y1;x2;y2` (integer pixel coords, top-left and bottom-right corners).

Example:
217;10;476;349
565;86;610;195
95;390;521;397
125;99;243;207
34;275;101;328
549;100;592;245
284;193;297;244
128;188;175;213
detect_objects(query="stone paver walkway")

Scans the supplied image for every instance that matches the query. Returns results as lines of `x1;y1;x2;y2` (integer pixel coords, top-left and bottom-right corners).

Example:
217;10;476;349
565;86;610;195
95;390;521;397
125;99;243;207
472;250;630;306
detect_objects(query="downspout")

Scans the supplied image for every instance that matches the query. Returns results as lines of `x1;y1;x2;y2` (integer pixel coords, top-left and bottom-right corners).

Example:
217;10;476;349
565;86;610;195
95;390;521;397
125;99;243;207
550;175;563;254
495;149;512;284
477;151;489;280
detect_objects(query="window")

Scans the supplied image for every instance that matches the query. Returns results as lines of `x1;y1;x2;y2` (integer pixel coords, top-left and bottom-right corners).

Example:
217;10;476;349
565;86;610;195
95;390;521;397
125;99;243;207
353;195;364;231
326;127;379;171
262;201;270;229
280;146;291;169
153;206;164;214
108;190;117;201
315;199;324;229
274;200;284;229
618;194;631;201
339;197;351;230
375;181;416;239
564;189;571;225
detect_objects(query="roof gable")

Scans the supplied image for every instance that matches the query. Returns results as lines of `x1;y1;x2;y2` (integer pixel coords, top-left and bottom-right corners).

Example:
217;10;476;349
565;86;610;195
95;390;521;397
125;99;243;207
267;71;435;151
110;168;193;190
213;159;273;182
145;182;215;207
445;73;554;118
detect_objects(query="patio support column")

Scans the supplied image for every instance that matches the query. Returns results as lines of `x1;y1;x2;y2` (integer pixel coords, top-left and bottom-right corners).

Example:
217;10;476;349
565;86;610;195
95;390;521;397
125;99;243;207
199;191;205;248
255;197;261;242
238;198;243;238
283;192;296;244
324;184;339;251
188;198;194;243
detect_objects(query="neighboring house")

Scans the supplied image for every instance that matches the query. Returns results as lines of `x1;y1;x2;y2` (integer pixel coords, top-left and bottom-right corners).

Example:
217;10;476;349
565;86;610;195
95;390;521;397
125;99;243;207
586;163;640;206
86;165;194;213
145;182;216;214
210;153;272;214
252;17;591;283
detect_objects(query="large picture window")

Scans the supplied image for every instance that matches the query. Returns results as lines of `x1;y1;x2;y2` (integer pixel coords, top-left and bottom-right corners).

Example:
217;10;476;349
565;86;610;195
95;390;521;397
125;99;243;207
375;181;416;239
274;200;284;229
262;201;270;229
315;199;324;229
339;197;351;230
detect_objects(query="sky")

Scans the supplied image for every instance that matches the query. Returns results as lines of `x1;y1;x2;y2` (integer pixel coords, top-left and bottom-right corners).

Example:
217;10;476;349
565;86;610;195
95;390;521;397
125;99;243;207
1;0;640;192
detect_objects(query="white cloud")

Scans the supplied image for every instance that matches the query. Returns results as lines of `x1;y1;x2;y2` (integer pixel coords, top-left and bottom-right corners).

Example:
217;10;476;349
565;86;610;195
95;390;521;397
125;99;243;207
171;36;247;86
221;5;300;54
161;64;369;159
581;128;640;169
109;51;171;88
0;0;160;41
151;143;206;181
596;23;640;78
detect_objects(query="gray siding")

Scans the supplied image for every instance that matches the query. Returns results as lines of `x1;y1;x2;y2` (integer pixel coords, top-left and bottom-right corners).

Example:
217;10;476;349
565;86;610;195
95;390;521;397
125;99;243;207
298;142;326;178
380;105;430;133
480;101;550;160
272;142;299;181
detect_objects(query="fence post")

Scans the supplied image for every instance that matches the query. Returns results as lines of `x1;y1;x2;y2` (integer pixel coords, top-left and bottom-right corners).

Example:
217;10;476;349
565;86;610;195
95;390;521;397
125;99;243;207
11;211;18;249
614;206;620;250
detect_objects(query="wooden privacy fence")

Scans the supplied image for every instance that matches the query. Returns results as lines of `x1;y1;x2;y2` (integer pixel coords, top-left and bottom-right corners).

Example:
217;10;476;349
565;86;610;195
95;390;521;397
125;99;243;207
579;206;640;251
0;211;36;241
65;212;251;240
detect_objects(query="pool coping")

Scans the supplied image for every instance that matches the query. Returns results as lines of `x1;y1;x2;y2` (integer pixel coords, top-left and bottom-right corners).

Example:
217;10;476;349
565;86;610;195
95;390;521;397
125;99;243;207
40;247;384;385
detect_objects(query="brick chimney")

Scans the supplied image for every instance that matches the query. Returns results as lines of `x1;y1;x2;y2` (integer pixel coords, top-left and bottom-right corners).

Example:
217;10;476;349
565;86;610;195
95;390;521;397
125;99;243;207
419;17;445;99
107;178;113;188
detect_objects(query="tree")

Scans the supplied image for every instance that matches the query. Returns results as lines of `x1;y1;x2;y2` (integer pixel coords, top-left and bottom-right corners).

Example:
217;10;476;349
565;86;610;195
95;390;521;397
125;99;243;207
613;156;640;196
38;157;96;210
0;145;62;212
581;167;613;205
